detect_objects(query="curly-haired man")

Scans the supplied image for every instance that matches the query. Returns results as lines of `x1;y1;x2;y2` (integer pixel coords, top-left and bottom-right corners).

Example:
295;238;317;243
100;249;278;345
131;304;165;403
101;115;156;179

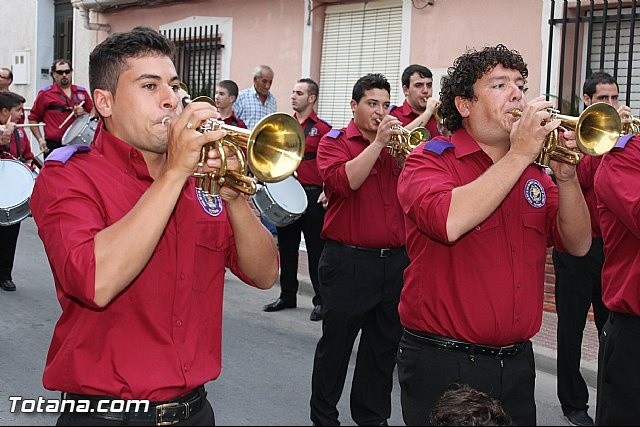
395;44;591;425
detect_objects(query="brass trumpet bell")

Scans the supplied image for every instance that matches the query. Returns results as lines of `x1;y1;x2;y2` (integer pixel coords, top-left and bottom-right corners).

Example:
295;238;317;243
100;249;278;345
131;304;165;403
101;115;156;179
511;102;621;166
184;94;305;196
622;115;640;135
388;124;430;158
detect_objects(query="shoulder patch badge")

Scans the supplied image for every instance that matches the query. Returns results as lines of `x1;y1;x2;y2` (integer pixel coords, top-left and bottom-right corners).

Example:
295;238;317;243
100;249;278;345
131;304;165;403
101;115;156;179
196;188;224;217
524;179;546;208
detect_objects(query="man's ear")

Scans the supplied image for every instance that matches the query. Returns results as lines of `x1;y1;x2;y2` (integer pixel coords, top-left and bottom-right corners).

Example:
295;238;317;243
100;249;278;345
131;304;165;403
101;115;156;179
455;96;471;118
582;94;592;106
93;89;113;118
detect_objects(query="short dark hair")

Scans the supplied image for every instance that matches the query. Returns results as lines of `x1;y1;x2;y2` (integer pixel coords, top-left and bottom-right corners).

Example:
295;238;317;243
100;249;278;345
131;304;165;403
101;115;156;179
89;26;176;96
217;79;239;98
0;91;26;110
583;71;618;98
352;73;391;103
297;78;319;98
0;67;13;81
440;44;528;132
401;64;433;87
50;59;72;76
429;384;513;426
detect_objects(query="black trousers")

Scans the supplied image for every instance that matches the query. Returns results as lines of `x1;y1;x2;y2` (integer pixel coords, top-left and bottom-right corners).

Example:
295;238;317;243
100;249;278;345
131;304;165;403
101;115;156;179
310;241;408;426
397;330;537;426
276;186;325;306
553;238;608;414
596;311;640;426
0;222;20;280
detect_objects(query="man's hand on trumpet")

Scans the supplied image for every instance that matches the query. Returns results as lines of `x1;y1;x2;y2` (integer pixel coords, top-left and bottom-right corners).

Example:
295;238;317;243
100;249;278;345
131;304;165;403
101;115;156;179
509;96;561;164
164;100;226;180
549;129;580;182
617;104;633;128
373;115;402;150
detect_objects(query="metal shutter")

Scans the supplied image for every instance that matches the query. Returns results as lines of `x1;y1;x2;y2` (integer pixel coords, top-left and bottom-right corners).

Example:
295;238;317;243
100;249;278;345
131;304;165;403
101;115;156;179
318;1;403;128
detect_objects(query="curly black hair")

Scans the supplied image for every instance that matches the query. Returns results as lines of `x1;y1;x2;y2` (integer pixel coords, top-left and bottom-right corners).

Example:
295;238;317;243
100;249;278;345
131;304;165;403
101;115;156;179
439;44;528;132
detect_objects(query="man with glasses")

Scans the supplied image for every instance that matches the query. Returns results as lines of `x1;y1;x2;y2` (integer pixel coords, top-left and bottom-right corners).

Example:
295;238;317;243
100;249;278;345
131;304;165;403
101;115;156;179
28;59;93;158
0;68;14;92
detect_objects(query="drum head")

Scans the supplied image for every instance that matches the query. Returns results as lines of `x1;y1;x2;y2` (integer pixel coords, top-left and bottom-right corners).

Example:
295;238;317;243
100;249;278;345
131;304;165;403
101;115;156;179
62;115;91;146
0;160;35;208
264;176;307;215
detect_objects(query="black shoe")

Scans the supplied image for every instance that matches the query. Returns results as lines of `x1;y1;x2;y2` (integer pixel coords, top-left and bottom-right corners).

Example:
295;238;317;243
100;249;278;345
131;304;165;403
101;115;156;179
564;409;594;426
263;298;296;312
0;279;16;291
310;304;323;321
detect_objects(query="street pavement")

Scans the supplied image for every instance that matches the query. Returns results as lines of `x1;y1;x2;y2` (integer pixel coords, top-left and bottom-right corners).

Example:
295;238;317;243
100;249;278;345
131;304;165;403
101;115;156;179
0;218;597;425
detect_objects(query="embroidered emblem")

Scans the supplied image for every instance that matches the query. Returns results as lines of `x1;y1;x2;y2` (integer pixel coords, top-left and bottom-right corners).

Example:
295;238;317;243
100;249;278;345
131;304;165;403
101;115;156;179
77;93;86;101
524;179;546;208
309;127;318;137
196;188;223;216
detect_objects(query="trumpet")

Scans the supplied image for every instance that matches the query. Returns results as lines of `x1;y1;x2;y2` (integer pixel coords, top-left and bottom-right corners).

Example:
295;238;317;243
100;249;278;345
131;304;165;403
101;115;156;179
181;93;305;196
510;102;621;166
378;118;430;158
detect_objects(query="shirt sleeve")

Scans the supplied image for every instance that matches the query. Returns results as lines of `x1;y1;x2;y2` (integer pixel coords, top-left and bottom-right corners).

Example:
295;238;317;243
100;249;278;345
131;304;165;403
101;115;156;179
316;133;354;199
397;147;453;244
30;163;102;308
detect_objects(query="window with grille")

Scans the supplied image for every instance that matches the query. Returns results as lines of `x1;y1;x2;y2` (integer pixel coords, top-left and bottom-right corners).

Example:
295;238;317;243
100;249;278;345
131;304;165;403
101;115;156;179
161;25;223;99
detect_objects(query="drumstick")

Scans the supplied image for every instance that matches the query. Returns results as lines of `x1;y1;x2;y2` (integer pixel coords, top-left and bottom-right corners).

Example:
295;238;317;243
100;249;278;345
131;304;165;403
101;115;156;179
58;101;85;129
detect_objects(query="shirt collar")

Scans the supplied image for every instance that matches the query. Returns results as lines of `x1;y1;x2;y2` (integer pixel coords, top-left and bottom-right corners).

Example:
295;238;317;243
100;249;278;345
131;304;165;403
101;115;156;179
450;128;484;158
93;120;153;181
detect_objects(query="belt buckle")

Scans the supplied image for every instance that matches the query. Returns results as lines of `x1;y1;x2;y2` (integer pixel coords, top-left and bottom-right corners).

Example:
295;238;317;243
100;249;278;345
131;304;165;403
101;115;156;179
380;248;391;258
156;402;180;426
494;345;514;359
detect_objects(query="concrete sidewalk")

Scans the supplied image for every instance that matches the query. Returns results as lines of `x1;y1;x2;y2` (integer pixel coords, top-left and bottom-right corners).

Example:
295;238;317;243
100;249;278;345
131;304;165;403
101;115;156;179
292;248;599;389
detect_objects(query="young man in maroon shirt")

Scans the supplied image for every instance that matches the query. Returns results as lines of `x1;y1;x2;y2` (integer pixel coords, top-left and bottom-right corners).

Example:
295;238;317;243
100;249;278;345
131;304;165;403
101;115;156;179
30;27;278;426
262;78;331;321
395;45;591;426
310;73;408;426
214;79;246;128
593;98;640;427
0;91;34;292
389;64;443;141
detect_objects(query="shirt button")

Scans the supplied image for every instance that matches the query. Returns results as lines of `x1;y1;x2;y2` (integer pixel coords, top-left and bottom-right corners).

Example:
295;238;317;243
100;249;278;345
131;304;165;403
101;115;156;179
183;365;189;371
475;226;481;231
176;320;182;327
180;273;185;280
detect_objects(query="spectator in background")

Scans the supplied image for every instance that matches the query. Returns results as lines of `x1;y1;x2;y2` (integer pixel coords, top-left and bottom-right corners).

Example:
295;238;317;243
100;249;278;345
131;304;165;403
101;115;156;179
215;79;246;128
233;65;276;130
0;68;13;92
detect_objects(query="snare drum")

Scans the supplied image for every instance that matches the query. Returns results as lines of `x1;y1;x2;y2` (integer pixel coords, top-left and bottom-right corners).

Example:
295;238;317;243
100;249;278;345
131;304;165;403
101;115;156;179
252;176;308;227
62;115;98;146
0;159;36;226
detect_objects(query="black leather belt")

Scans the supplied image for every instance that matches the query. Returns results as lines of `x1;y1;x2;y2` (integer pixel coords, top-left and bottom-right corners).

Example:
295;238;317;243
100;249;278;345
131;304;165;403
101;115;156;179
63;386;205;425
302;184;322;191
328;240;405;258
404;328;525;360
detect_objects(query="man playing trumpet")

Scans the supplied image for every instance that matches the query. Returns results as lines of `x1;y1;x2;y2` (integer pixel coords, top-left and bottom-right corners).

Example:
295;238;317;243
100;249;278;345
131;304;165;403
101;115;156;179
395;44;591;426
390;64;443;141
30;26;278;425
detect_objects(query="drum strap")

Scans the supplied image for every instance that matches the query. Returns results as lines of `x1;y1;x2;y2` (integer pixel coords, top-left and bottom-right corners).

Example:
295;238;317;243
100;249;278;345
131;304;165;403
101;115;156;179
302;120;316;161
13;128;23;162
46;105;71;112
